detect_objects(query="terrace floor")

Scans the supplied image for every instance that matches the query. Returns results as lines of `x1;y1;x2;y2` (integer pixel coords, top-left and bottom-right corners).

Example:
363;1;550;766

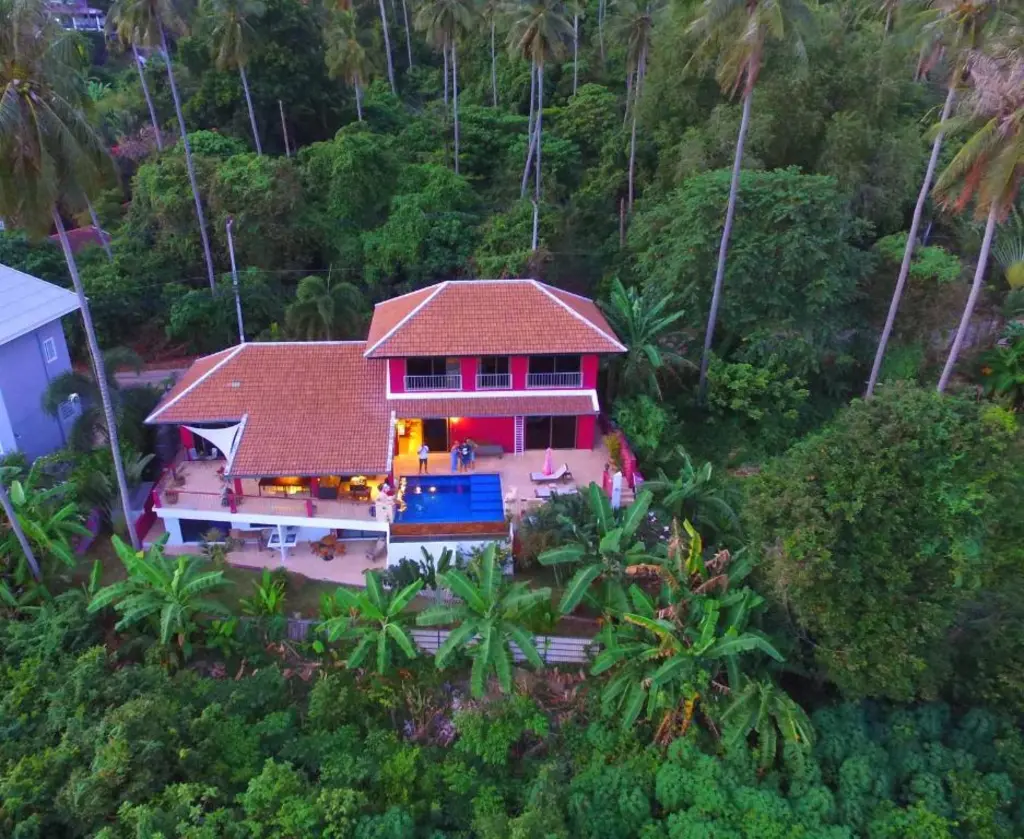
392;443;612;519
156;458;382;524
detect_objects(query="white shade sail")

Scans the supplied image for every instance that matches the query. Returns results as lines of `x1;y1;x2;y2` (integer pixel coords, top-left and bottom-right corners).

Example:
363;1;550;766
185;423;242;459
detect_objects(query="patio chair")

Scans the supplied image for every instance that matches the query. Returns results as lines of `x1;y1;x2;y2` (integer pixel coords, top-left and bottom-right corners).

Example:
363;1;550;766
530;463;573;483
366;537;386;564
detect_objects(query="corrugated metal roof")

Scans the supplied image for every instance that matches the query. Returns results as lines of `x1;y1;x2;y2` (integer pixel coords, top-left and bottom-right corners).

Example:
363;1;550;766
0;262;79;346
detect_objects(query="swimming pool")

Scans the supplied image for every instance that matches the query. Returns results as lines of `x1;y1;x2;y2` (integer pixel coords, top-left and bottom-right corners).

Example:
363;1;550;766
397;474;504;523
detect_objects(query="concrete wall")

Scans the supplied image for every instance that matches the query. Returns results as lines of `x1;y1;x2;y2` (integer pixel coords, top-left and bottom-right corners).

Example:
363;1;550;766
0;391;15;454
387;536;507;568
576;415;597;449
582;354;599;388
0;319;76;460
389;358;406;394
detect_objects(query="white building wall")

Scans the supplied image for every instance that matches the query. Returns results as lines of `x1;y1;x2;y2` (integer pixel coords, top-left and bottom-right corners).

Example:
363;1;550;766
386;537;507;568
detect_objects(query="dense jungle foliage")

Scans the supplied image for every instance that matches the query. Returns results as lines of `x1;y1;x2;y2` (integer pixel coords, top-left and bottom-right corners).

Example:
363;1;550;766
3;0;1024;834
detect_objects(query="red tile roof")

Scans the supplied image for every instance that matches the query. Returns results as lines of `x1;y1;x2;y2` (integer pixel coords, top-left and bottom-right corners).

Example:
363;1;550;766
49;225;110;254
146;343;392;477
364;279;625;358
389;393;597;418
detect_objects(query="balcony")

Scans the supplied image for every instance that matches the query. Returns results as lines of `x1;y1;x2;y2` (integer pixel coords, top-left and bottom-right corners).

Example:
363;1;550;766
476;372;512;390
526;371;582;388
404;373;462;391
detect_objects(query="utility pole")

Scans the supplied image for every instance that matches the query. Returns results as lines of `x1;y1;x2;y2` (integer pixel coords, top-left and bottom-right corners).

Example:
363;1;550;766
278;100;291;158
226;217;245;344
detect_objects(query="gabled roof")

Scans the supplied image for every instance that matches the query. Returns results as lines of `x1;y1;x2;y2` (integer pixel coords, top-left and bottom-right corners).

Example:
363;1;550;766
364;279;626;358
0;262;80;346
48;225;110;254
146;343;392;477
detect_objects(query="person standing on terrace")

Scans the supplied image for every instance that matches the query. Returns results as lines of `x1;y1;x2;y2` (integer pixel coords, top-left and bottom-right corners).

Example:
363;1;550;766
418;442;430;473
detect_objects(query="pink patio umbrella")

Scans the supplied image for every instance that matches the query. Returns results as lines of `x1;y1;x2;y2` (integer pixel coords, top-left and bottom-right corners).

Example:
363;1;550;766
543;447;554;476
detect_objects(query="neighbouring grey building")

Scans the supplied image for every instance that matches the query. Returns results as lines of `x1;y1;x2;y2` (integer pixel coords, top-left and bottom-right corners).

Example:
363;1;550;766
0;263;81;460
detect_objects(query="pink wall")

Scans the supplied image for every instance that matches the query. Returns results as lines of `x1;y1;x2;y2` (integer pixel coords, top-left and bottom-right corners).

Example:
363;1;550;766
577;415;596;449
511;356;529;390
460;357;477;391
388;358;406;393
582;355;599;388
451;417;515;451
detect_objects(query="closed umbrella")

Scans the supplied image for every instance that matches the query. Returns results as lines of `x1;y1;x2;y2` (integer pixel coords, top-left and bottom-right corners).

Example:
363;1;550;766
543;447;554;476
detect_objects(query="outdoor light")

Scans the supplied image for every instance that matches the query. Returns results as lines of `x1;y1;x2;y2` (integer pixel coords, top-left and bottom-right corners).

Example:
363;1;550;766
429;486;436;493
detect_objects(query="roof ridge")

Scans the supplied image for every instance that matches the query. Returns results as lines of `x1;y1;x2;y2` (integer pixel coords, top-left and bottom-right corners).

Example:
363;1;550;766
145;344;246;423
364;281;449;357
530;280;627;352
534;280;597;304
245;340;368;346
371;284;440;306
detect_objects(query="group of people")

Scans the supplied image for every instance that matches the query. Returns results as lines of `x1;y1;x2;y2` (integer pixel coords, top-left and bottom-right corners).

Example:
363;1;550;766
415;438;478;473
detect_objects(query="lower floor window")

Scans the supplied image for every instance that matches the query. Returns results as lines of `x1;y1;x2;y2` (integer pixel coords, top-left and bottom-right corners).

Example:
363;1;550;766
524;415;577;449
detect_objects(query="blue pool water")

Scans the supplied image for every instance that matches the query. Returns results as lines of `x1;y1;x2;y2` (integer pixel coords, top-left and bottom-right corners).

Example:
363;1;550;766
398;474;504;523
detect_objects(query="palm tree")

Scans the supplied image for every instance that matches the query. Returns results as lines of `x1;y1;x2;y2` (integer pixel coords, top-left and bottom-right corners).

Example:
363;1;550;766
935;51;1024;392
866;0;1003;397
377;0;397;94
600;277;689;400
1;0;141;549
284;273;369;339
416;0;475;173
42;346;144;451
645;451;738;539
479;0;502;106
569;0;583;94
326;10;374;121
539;484;659;616
417;544;551;697
688;0;813;402
109;0;218;290
131;43;165;150
507;0;572;250
89;534;231;655
319;572;424;674
613;0;662;212
206;0;266;155
721;677;814;767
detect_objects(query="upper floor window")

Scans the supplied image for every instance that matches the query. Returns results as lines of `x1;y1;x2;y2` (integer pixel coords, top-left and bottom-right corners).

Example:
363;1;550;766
404;357;461;391
477;356;511;389
42;337;58;364
527;355;582;388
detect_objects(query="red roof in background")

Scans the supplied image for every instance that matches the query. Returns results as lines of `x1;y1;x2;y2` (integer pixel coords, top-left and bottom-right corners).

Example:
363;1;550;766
146;343;392;477
364;279;626;358
49;225;110;254
389;393;598;419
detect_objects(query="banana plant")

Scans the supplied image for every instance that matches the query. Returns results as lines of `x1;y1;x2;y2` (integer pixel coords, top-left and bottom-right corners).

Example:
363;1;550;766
539;483;660;616
720;677;814;768
319;571;423;674
592;584;782;731
88;534;232;655
417;543;551;697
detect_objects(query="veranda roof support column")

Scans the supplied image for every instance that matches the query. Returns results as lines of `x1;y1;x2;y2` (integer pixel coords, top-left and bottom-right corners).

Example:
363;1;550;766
278;524;286;564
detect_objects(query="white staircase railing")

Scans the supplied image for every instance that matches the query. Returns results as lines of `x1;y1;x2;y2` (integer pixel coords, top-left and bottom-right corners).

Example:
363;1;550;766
513;416;525;455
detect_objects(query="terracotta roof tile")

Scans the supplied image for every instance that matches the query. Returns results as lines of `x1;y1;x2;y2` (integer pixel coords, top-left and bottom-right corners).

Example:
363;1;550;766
147;343;391;477
365;280;625;357
390;394;597;418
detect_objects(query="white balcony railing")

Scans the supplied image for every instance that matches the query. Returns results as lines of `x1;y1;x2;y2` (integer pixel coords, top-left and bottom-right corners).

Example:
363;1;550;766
476;372;512;390
404;373;462;391
526;371;582;388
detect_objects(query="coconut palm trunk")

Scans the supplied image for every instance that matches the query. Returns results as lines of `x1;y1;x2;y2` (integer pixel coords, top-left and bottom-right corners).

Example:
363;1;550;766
52;209;141;550
0;481;41;581
443;42;449;106
697;89;752;402
490;19;498;106
132;43;163;150
598;0;605;61
378;0;397;94
86;198;113;262
402;0;414;67
627;45;646;212
937;201;1000;393
532;61;543;251
521;62;536;197
866;83;956;396
238;64;262;155
573;13;578;94
159;26;217;291
452;39;460;174
355;82;364;121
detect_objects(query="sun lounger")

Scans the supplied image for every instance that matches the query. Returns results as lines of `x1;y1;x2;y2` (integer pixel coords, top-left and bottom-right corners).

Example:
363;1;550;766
535;485;579;499
530;463;573;483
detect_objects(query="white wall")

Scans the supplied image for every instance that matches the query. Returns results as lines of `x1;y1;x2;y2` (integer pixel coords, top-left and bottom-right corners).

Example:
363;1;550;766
386;538;507;568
